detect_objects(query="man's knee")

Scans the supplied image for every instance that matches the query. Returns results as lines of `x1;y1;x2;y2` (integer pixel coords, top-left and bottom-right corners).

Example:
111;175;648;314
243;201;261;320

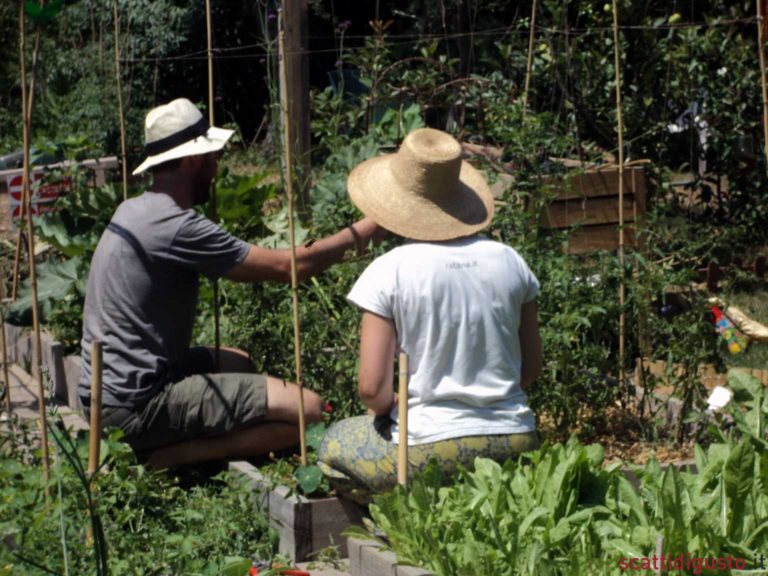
214;346;254;372
265;376;324;423
304;388;324;423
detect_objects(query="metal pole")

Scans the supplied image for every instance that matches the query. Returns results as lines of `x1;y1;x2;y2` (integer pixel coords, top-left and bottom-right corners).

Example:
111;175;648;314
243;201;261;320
279;14;307;466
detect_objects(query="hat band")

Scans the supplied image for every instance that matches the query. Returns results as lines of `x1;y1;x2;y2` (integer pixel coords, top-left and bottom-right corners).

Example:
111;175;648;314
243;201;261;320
144;117;210;156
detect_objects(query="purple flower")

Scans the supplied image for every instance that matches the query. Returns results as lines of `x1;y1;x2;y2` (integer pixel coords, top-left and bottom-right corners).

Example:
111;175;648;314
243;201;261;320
338;19;351;31
268;12;277;21
334;59;343;68
259;57;266;64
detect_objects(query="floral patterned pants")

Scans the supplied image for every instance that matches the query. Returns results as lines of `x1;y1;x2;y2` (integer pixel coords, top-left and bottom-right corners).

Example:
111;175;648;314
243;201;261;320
317;415;540;504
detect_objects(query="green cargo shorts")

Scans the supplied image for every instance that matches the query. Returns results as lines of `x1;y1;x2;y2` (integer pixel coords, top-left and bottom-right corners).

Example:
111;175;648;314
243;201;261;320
100;372;268;451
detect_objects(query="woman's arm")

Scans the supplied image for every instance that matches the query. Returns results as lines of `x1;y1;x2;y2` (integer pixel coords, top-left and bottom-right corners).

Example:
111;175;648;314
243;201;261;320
358;311;398;415
519;299;543;392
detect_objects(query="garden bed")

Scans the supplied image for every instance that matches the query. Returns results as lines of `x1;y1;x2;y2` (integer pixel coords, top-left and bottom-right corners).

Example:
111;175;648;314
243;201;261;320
229;460;364;563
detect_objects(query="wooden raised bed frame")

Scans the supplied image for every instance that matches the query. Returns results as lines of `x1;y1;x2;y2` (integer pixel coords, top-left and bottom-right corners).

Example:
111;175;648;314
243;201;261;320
229;460;363;563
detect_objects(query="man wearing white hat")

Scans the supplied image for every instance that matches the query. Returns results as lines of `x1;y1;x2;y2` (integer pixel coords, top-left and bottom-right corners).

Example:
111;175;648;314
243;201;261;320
79;98;382;468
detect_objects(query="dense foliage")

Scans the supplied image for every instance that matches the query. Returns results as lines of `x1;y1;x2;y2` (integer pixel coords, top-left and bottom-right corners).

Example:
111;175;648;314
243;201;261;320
5;0;767;435
364;371;768;576
0;417;276;575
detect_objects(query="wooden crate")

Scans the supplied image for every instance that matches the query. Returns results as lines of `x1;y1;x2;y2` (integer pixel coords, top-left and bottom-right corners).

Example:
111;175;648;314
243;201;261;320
229;461;364;562
540;166;647;254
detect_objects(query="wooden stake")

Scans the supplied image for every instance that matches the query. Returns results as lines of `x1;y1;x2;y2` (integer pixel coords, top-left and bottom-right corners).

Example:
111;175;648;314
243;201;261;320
522;0;537;121
87;341;103;478
205;0;222;370
113;0;128;200
19;0;50;484
279;15;307;466
11;14;41;302
1;293;11;414
757;0;768;172
612;0;627;389
11;227;24;301
397;352;409;488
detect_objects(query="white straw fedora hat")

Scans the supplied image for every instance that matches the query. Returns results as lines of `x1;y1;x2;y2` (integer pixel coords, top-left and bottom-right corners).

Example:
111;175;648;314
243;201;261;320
132;98;234;175
347;128;494;241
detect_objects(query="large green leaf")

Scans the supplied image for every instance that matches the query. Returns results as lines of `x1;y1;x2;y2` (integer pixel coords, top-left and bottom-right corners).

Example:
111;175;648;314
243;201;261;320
25;0;63;24
724;440;755;541
6;256;84;326
294;464;326;496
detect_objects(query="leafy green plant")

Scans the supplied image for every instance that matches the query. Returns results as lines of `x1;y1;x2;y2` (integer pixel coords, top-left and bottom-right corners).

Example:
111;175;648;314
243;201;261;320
259;422;331;497
0;418;276;575
363;434;768;576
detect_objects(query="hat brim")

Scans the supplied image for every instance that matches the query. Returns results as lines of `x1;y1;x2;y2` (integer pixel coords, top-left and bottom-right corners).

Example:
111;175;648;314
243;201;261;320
132;126;234;176
347;154;495;241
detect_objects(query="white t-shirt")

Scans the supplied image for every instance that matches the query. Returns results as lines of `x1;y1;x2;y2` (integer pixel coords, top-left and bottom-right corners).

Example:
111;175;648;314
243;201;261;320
347;236;539;445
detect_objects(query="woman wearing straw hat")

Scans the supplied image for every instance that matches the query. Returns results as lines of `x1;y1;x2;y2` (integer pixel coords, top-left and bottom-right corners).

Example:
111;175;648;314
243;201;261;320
318;128;542;502
79;98;384;469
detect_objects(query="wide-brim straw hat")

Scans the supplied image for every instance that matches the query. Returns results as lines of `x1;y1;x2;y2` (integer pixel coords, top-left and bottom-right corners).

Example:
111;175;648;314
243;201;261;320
347;128;494;241
132;98;234;175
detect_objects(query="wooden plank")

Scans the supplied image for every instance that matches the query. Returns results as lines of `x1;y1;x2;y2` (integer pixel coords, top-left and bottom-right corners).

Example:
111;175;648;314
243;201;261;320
541;195;637;229
228;461;364;562
310;497;363;557
63;355;82;411
360;541;398;576
43;340;67;403
564;225;637;254
543;167;646;201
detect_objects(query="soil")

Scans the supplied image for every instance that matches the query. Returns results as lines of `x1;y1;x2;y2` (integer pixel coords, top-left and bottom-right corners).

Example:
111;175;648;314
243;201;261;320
538;401;698;467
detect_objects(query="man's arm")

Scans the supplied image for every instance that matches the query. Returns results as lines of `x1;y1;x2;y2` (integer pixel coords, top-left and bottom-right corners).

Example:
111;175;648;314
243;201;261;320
225;217;382;283
358;311;397;415
519;299;543;392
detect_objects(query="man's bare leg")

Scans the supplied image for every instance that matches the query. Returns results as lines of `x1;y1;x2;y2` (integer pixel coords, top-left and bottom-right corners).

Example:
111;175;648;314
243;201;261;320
145;375;324;469
146;422;300;469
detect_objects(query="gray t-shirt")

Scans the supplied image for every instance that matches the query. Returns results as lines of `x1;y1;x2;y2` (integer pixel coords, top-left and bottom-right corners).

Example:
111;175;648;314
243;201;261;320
79;191;250;408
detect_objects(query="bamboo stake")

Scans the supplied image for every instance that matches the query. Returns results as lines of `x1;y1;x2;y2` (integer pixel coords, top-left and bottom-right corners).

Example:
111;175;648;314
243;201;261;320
612;0;626;389
11;228;24;301
205;0;221;370
113;0;128;200
522;0;537;121
19;0;50;485
279;15;308;466
85;340;102;545
1;292;11;414
87;341;103;477
11;12;42;301
757;0;768;171
397;352;409;488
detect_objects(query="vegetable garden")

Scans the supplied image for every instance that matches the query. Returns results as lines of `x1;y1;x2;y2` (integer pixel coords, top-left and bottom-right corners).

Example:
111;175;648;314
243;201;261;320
2;0;768;574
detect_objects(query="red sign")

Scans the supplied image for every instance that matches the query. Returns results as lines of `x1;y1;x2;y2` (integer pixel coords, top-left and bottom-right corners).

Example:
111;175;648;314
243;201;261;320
7;172;72;205
11;202;60;219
